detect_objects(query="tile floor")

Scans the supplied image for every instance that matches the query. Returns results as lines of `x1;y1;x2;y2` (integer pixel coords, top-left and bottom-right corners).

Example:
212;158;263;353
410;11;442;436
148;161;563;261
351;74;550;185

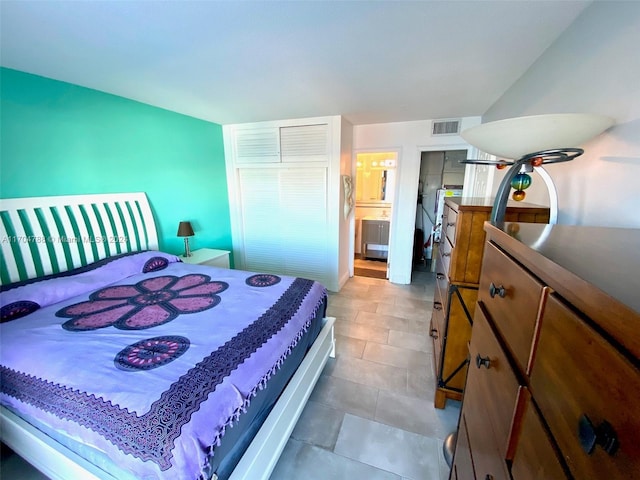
0;267;460;480
353;256;387;279
270;266;460;480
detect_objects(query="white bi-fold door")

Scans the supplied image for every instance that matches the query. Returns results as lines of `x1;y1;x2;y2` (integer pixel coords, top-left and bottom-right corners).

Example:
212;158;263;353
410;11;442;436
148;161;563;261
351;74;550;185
237;167;329;285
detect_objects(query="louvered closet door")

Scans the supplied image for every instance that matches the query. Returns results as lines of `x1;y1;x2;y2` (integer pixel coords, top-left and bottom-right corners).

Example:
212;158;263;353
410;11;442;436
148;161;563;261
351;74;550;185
238;167;328;285
279;167;328;281
280;124;328;163
238;169;284;273
234;127;280;164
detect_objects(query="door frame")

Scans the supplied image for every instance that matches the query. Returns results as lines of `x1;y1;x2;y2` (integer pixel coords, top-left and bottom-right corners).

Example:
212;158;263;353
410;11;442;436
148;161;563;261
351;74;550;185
350;148;401;280
411;144;478;276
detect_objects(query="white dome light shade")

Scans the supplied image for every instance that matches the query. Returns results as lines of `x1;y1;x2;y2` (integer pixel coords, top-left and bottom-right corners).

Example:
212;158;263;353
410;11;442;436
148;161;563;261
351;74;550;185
461;113;615;160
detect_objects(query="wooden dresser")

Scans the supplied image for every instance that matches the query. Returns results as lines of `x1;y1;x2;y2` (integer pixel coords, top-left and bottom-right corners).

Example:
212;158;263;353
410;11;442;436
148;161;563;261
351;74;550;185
451;222;640;480
431;198;549;408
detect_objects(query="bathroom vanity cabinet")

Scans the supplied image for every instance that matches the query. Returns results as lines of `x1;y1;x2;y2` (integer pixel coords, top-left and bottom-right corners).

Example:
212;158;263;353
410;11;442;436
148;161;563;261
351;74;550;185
361;218;390;259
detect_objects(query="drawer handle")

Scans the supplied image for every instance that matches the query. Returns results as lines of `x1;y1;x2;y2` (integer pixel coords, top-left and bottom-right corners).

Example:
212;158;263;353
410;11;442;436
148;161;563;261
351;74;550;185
475;353;491;369
489;282;506;298
433;302;443;311
579;414;619;456
447;222;455;227
436;273;445;280
442;252;451;257
429;328;439;339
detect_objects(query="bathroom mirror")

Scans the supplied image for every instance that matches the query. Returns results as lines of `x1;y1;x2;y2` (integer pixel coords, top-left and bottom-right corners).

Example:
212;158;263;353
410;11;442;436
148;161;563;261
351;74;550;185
356;152;397;204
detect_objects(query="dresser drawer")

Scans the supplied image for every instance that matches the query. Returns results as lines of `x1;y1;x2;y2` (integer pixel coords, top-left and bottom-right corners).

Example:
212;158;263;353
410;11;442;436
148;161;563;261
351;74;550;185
434;272;447;318
478;242;546;373
453;415;475;480
435;270;448;303
511;395;568;480
432;299;445;335
445;206;458;246
466;306;520;470
440;236;453;278
530;294;640;479
430;305;444;372
463;388;509;480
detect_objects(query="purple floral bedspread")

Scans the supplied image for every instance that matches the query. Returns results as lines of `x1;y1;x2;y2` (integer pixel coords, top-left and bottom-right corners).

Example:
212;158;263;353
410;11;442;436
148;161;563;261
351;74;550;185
0;251;327;479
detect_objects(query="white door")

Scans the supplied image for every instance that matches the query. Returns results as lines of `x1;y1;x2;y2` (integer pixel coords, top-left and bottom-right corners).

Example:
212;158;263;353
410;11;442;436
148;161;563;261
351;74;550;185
238;167;329;285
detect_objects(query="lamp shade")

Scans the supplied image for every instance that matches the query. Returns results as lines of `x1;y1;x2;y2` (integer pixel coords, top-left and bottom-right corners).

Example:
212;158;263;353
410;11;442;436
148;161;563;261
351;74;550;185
461;113;614;160
177;221;194;237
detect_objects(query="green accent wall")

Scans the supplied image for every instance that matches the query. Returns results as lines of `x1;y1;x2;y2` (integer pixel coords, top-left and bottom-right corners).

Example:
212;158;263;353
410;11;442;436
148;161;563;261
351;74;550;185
0;68;232;259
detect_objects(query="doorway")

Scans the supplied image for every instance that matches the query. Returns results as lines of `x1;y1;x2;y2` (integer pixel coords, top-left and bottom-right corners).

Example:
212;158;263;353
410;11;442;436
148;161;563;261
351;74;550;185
353;151;397;279
413;149;467;277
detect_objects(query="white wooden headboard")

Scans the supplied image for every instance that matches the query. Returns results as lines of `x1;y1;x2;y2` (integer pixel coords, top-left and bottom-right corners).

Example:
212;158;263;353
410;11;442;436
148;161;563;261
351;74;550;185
0;192;158;286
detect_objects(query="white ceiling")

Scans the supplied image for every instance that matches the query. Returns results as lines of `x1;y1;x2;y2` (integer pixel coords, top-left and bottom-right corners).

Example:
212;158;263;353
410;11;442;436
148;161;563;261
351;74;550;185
0;0;592;126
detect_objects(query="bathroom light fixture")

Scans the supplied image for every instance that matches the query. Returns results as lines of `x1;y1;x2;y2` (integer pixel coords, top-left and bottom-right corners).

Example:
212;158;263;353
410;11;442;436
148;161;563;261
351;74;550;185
177;221;195;257
461;113;614;223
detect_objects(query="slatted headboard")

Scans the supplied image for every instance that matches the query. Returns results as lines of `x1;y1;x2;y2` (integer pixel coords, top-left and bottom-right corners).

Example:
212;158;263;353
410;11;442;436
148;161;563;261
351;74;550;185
0;192;158;286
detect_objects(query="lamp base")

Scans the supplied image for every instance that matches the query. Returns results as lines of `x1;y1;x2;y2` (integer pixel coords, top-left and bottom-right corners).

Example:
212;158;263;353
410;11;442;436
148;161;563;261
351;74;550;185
183;238;192;257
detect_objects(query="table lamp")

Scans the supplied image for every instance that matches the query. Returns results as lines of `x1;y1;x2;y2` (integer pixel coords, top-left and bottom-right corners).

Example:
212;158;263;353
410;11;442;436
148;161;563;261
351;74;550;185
177;221;195;257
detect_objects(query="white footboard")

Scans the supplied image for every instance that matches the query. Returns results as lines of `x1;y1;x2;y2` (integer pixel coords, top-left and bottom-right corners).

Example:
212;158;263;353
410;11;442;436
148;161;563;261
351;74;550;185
229;316;335;480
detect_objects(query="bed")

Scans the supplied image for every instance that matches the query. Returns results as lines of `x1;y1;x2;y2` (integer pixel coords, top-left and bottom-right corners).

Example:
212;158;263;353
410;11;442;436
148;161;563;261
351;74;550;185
0;192;335;480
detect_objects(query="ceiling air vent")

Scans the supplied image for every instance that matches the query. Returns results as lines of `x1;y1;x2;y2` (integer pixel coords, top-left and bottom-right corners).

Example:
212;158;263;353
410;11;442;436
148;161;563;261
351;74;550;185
432;119;461;136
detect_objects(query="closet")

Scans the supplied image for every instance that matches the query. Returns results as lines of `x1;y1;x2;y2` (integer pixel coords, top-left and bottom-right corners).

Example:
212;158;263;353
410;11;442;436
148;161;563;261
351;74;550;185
223;116;352;292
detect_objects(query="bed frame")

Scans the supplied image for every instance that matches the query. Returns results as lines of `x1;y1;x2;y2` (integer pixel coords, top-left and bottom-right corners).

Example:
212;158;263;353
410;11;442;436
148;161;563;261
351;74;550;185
0;192;335;480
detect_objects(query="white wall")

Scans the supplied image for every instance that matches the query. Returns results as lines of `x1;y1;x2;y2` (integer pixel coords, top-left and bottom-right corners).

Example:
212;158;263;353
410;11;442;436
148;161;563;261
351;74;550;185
338;116;354;288
484;1;640;228
353;117;481;284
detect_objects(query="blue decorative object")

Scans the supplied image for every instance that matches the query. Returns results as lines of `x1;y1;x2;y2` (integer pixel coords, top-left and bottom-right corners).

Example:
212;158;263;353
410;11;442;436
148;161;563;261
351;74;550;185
511;172;532;201
511;173;532;191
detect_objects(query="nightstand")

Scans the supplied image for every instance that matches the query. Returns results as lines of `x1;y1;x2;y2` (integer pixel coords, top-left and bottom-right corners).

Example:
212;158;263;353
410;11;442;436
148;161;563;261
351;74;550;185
180;248;230;269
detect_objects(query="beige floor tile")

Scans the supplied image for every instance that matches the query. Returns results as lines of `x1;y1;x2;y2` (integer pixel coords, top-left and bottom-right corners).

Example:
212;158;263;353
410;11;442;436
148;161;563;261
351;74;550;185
276;267;457;480
334;320;390;344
